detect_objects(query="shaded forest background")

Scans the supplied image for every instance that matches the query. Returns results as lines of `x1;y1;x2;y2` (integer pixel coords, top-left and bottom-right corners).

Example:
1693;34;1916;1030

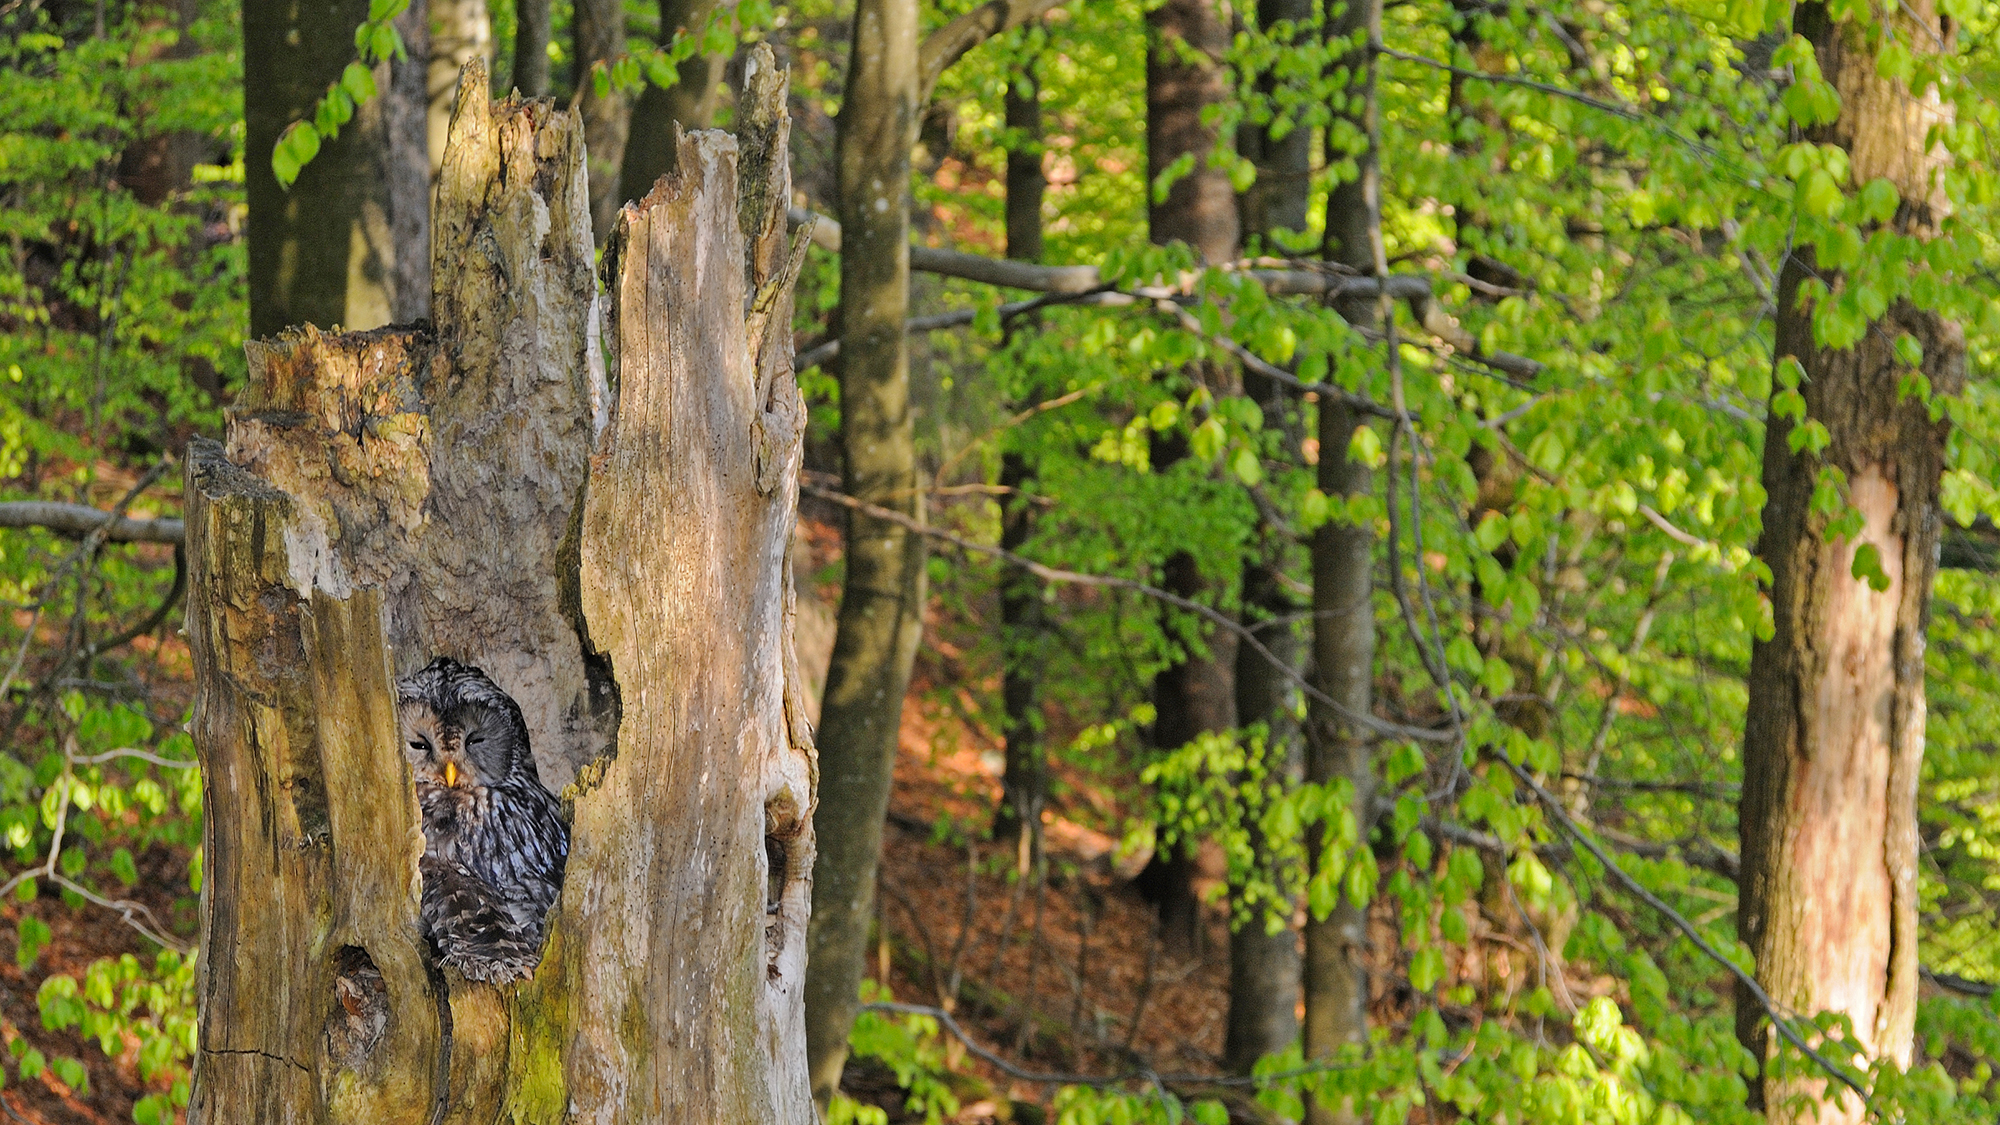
7;0;2000;1121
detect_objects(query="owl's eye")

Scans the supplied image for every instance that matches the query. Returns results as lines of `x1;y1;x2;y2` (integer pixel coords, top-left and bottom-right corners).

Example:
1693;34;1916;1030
466;735;485;747
410;740;429;752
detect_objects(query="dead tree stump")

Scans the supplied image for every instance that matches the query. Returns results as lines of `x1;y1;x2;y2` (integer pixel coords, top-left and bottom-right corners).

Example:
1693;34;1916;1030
184;50;816;1123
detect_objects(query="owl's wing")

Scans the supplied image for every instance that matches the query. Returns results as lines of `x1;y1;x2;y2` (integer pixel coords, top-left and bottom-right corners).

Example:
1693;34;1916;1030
420;855;544;984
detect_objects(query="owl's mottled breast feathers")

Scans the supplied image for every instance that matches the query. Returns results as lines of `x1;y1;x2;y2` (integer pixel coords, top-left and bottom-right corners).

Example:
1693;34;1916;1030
398;657;569;983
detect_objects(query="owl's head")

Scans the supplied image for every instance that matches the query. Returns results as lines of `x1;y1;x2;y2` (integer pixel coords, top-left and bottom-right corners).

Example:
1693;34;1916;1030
396;657;535;792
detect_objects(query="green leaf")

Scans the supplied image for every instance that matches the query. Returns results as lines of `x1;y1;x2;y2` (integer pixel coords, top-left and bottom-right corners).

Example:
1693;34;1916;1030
1192;1101;1230;1125
1230;446;1263;486
341;61;378;105
367;23;400;61
1851;542;1891;591
1189;417;1226;461
1876;39;1914;84
273;122;320;189
49;1055;85;1093
1894;334;1924;367
1348;423;1384;469
1799;167;1843;219
15;917;49;970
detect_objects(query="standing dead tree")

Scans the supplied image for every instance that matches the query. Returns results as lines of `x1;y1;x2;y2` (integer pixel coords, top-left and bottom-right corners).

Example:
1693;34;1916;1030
183;51;817;1123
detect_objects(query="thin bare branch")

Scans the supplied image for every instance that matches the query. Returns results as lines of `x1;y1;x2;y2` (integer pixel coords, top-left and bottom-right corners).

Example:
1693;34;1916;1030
0;502;185;544
800;483;1454;745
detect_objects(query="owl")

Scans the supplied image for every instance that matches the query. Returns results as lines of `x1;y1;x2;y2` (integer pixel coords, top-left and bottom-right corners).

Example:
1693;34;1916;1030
397;657;569;983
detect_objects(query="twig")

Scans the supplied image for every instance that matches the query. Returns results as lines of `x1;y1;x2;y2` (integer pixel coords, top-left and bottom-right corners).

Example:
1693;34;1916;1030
1122;921;1160;1055
0;503;184;545
801;484;1455;746
1572;551;1675;815
943;839;979;1007
1485;745;1872;1102
860;1000;1374;1089
934;383;1102;484
70;747;197;769
1012;855;1050;1054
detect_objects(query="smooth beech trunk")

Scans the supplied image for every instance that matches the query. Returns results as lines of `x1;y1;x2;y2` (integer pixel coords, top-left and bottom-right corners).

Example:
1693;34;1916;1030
803;0;927;1101
186;56;817;1123
994;55;1048;846
574;0;633;242
1139;0;1240;959
1303;0;1382;1115
1222;0;1313;1069
1734;3;1962;1121
245;0;399;336
1145;0;1239;264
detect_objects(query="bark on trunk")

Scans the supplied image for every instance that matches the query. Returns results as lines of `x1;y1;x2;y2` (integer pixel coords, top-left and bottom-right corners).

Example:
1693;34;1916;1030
1734;4;1961;1120
387;0;433;323
514;0;553;97
1003;60;1045;266
574;0;633;242
187;55;817;1123
1143;547;1239;958
1224;558;1302;1073
993;55;1047;846
1302;0;1382;1114
1234;0;1312;244
245;0;399;337
1137;0;1240;959
1222;3;1311;1061
619;0;728;202
1146;0;1238;264
802;0;926;1102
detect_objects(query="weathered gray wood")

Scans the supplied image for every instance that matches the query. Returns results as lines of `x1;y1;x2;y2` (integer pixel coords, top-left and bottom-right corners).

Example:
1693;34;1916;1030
186;49;814;1124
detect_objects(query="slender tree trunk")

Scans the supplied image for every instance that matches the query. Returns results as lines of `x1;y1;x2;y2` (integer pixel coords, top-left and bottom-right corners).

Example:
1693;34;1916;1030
1146;0;1238;263
1137;0;1240;960
1735;3;1961;1120
514;0;552;96
245;0;399;336
1234;0;1311;244
188;55;816;1122
574;0;632;241
1003;58;1045;266
1224;560;1302;1072
1223;0;1311;1066
802;0;926;1103
1143;549;1239;957
1302;0;1381;1114
619;0;727;201
993;53;1047;847
387;0;433;323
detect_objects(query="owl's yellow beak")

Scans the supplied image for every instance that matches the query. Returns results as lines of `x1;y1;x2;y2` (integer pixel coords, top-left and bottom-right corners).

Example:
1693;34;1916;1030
444;761;459;788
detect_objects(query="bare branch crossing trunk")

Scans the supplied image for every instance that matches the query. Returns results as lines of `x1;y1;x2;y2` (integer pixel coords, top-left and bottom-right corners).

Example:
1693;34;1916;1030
184;53;817;1124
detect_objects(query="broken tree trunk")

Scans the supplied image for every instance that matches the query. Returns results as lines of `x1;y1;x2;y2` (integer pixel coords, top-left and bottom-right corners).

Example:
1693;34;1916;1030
184;50;817;1124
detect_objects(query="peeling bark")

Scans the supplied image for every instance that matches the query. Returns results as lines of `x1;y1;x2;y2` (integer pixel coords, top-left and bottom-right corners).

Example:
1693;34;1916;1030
188;54;816;1123
1735;3;1962;1121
